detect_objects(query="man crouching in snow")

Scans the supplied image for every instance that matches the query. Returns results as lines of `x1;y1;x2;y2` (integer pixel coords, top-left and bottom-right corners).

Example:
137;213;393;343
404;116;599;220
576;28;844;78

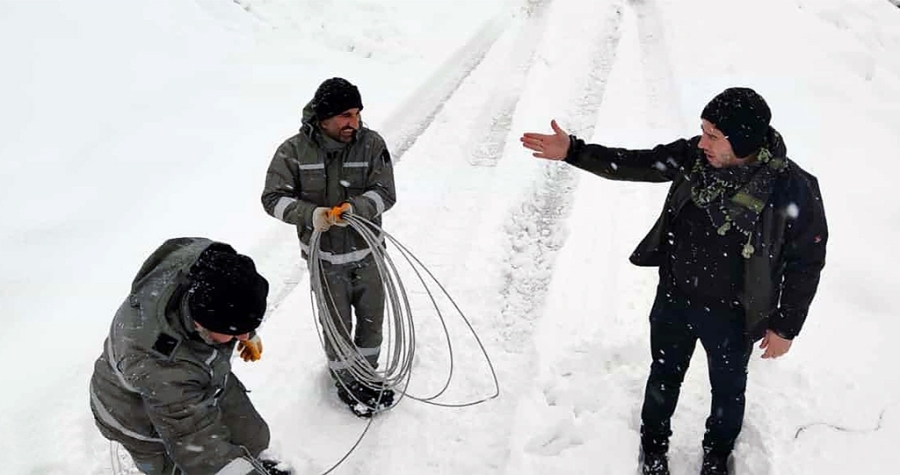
89;238;291;474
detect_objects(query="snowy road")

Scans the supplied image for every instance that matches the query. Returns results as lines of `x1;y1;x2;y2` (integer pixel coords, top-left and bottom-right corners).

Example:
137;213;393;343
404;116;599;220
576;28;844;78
4;0;900;473
242;0;646;472
244;0;635;472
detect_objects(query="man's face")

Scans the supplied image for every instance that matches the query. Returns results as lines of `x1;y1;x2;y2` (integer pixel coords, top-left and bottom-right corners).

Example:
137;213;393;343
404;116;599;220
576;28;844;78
319;108;361;143
698;119;743;168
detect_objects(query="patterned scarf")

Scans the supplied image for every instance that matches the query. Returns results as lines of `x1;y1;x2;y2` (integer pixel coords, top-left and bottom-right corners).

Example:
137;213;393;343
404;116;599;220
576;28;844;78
689;130;788;258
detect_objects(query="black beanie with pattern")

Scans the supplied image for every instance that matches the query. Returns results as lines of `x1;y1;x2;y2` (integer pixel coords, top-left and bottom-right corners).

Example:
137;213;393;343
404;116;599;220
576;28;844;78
312;77;363;121
187;244;268;336
701;87;772;158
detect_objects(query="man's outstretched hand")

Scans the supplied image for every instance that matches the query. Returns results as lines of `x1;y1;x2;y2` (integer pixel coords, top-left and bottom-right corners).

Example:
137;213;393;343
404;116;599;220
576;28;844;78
521;119;570;160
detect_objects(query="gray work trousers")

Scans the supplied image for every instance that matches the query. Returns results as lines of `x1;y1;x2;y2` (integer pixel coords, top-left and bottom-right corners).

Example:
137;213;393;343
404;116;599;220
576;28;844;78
316;256;386;382
96;374;269;475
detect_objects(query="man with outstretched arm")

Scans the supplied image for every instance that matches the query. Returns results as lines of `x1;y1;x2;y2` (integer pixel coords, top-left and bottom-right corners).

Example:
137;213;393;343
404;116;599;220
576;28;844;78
521;87;827;475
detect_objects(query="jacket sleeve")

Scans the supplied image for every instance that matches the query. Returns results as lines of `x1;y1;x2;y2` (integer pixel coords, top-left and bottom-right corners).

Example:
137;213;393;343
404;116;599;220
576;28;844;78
123;356;256;475
261;140;319;228
348;136;396;220
564;136;699;183
770;174;828;339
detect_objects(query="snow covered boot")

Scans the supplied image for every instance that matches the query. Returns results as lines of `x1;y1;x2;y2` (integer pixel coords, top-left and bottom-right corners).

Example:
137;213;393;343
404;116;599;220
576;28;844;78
361;383;395;410
259;459;292;475
335;380;367;417
700;449;732;475
335;381;393;418
639;448;670;475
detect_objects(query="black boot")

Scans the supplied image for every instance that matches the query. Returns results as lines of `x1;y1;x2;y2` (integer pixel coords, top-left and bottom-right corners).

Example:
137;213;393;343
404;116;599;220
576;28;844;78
640;426;670;475
259;459;292;475
700;449;732;475
360;382;395;409
639;448;670;475
335;380;394;418
334;381;364;413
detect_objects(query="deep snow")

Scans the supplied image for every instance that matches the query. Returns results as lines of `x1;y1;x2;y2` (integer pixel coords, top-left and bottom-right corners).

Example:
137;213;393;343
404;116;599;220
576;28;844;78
2;0;899;474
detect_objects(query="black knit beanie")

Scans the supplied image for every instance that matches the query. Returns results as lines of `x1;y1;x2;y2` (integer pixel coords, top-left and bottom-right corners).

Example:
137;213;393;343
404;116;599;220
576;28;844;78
312;77;363;121
187;244;269;335
701;87;772;158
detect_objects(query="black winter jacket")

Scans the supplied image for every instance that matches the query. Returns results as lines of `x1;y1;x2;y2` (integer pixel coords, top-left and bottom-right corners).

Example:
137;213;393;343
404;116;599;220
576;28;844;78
565;130;827;340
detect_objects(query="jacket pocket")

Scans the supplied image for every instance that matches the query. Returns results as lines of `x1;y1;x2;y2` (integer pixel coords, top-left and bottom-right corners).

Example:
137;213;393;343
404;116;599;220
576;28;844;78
341;161;369;197
298;164;326;202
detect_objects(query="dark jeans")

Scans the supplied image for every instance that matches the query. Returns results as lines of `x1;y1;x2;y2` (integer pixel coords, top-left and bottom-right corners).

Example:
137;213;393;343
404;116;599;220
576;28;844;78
640;289;752;455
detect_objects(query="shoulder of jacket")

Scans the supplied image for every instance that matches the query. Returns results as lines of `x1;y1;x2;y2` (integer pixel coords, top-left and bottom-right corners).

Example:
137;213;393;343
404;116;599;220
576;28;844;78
277;132;322;164
125;275;200;360
768;160;822;213
280;132;311;150
356;127;387;149
122;315;185;362
131;238;211;292
783;160;821;194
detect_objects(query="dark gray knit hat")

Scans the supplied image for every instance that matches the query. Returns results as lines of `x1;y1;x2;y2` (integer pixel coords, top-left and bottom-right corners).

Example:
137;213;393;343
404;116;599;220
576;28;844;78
701;87;772;158
188;244;268;335
312;77;363;121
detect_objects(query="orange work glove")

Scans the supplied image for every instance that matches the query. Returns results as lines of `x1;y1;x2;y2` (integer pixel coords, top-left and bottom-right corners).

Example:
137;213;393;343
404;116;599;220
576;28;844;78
327;203;353;227
237;335;263;362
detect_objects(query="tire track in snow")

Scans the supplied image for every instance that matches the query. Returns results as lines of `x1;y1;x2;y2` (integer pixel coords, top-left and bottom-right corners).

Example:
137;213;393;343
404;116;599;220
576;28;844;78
630;0;687;134
502;1;694;473
316;1;629;473
496;0;625;349
382;13;511;162
488;0;629;472
466;0;555;167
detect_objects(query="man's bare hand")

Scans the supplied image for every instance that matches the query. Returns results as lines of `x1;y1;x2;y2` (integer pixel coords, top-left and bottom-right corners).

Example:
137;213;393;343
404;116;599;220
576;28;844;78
521;119;570;160
759;330;792;359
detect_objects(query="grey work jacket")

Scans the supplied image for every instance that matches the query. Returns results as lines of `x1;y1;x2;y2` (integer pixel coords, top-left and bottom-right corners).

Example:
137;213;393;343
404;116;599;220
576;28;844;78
89;238;259;474
261;103;396;265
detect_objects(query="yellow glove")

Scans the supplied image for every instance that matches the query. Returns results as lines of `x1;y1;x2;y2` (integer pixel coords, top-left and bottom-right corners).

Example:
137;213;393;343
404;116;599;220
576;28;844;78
327;203;353;227
237;335;263;362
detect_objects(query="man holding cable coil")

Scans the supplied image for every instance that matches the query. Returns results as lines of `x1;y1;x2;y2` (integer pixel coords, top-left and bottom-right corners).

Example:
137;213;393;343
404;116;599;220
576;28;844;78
261;77;397;417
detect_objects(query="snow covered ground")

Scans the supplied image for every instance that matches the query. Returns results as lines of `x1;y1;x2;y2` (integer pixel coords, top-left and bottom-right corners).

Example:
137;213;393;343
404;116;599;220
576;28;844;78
2;0;899;473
